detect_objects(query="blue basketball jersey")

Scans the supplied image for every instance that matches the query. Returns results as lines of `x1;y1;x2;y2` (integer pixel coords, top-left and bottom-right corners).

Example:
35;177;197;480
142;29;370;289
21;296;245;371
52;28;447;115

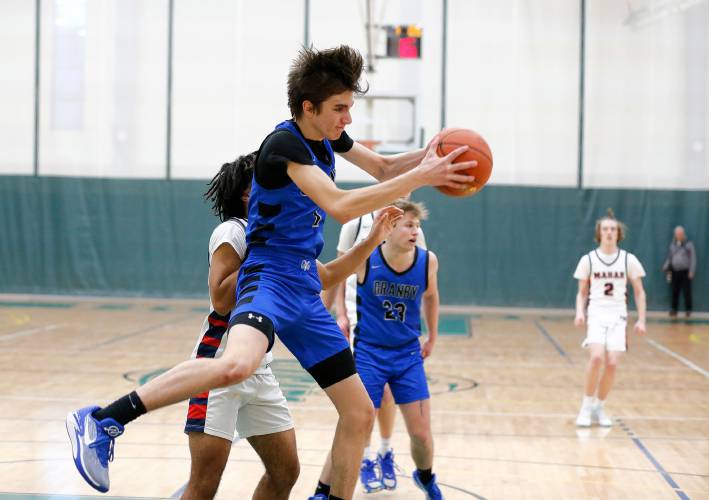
245;120;335;259
355;245;429;347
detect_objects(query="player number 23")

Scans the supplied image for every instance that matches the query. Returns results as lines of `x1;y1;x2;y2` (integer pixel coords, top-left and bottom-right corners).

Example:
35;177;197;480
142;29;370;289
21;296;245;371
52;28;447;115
382;300;406;322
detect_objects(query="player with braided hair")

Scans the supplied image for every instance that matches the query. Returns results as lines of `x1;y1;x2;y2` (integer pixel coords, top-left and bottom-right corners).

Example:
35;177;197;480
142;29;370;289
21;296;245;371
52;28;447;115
67;43;473;498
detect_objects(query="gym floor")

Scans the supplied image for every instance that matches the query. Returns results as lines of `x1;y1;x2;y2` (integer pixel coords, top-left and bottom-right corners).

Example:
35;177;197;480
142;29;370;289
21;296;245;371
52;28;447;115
0;296;707;499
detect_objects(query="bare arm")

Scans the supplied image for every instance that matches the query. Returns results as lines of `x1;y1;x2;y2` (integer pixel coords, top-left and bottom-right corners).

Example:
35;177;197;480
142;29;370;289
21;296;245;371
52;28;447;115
574;279;589;328
287;139;475;224
208;244;243;316
340;141;428;181
630;276;647;335
421;252;440;359
317;207;401;290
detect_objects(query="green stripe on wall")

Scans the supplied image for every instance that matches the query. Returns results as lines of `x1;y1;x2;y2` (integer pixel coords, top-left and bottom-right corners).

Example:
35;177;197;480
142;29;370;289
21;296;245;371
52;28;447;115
0;176;706;311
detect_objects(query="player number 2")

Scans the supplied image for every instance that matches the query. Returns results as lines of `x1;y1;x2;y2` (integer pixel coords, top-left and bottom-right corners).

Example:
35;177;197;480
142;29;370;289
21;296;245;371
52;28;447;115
383;300;406;322
604;283;614;296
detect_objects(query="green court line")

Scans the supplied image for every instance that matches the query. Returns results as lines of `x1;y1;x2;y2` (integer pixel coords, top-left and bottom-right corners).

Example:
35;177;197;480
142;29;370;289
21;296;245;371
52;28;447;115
150;305;172;311
96;303;133;310
539;316;571;322
0;301;74;309
649;317;709;325
422;315;470;336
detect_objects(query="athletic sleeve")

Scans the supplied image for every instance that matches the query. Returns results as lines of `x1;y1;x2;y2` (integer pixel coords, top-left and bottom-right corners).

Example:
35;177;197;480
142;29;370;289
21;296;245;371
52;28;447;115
255;130;313;189
573;255;590;280
627;253;646;279
209;220;247;262
417;227;427;250
332;130;354;153
337;218;360;252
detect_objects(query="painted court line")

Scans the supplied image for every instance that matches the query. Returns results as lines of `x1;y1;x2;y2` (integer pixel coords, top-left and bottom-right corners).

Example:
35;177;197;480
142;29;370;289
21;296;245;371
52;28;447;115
82;313;195;350
617;418;690;500
533;320;573;364
645;337;709;378
0;323;63;341
289;405;709;421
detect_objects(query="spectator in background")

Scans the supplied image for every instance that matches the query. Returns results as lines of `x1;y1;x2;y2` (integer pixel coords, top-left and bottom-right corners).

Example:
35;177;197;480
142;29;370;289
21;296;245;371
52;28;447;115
662;226;696;318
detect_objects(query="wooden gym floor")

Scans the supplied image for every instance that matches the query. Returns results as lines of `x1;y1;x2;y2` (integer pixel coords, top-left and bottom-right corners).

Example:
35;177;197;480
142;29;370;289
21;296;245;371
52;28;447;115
0;295;707;499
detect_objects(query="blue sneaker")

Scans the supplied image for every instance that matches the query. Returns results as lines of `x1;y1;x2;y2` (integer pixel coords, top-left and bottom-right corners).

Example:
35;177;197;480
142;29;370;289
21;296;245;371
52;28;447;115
378;449;397;490
65;406;124;493
413;470;443;499
307;495;328;500
359;458;383;493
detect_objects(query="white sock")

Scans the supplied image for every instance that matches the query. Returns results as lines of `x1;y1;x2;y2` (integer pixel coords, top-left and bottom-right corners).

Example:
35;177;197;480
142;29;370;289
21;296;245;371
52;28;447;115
363;446;376;461
596;398;605;408
378;438;391;456
582;395;594;409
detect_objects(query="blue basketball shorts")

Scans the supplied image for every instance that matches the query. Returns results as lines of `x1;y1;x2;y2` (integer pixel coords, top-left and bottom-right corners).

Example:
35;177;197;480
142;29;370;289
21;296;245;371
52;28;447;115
229;252;353;388
353;338;430;408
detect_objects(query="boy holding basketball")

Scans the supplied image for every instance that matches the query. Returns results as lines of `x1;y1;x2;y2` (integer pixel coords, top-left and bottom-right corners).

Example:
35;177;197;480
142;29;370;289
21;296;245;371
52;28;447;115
67;45;475;499
573;210;647;427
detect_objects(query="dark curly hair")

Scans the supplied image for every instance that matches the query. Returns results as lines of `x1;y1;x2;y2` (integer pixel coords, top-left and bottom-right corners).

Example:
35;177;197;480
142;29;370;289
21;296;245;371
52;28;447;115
203;152;256;221
287;45;368;118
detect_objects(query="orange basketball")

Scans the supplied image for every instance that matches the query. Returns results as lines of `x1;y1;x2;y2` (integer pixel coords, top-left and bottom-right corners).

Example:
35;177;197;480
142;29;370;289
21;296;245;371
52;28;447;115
435;128;493;197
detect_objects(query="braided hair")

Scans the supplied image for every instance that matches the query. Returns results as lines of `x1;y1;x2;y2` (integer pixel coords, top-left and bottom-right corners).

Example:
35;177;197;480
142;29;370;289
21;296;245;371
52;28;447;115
203;152;257;221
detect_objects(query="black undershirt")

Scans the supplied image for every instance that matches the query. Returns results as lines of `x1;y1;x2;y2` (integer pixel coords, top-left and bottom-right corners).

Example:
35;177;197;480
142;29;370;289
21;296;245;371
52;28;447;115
255;120;354;189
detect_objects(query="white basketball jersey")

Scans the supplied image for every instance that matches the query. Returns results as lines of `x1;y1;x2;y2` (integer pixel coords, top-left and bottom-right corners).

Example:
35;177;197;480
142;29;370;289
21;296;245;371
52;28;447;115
193;218;272;373
587;249;629;317
344;214;375;326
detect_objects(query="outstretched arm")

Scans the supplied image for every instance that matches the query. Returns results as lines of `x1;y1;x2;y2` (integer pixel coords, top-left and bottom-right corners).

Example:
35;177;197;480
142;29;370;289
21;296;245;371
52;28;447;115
630;276;647;335
317;207;402;290
340;142;429;181
287;137;475;224
421;252;440;359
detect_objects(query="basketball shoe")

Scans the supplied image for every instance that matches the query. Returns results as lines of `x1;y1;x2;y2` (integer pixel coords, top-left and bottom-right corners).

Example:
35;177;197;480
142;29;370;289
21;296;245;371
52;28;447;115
413;470;443;499
592;404;613;427
66;406;124;492
360;458;383;493
378;449;397;490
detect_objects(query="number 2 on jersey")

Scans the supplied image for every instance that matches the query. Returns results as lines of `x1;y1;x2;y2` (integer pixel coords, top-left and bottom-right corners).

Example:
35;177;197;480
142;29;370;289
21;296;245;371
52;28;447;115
604;283;614;296
383;300;406;322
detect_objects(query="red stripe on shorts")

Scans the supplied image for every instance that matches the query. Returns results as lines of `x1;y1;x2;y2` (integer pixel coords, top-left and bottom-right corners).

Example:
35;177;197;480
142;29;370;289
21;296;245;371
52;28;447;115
208;316;228;328
200;335;222;348
187;403;207;420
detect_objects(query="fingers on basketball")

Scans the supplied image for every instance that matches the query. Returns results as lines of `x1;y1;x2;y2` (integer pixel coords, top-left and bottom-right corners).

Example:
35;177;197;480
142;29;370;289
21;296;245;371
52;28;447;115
434;127;493;198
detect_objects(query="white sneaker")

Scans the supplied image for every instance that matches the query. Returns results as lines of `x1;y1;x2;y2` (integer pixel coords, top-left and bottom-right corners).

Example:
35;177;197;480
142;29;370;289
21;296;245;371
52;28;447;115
592;405;613;427
575;406;592;427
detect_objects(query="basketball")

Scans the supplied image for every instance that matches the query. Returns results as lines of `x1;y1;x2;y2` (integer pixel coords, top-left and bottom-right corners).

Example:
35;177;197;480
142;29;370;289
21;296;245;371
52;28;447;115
435;128;493;197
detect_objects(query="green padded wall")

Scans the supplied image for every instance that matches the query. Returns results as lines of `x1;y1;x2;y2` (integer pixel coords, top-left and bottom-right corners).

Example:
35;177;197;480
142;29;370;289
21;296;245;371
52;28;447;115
1;176;706;311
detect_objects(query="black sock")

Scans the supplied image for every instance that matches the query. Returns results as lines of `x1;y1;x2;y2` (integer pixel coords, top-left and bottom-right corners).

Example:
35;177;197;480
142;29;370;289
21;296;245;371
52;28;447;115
93;391;147;426
328;496;344;500
315;481;330;497
417;468;433;485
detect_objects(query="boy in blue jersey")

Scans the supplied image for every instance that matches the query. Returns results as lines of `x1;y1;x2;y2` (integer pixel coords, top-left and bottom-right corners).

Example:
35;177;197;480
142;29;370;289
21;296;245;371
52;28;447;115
314;199;444;499
66;45;475;499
